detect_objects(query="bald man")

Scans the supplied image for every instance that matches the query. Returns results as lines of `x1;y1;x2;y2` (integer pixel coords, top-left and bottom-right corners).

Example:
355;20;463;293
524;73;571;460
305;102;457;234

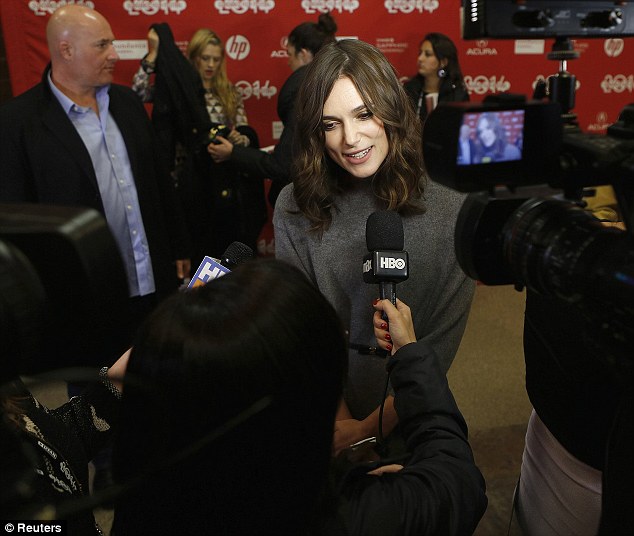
0;5;190;335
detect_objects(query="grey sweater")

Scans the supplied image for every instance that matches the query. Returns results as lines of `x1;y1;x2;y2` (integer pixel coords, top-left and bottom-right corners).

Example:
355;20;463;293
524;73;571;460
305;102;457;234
273;178;475;419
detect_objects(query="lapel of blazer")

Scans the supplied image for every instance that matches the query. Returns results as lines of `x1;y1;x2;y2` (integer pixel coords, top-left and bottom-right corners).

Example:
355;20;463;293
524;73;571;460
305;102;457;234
39;69;100;192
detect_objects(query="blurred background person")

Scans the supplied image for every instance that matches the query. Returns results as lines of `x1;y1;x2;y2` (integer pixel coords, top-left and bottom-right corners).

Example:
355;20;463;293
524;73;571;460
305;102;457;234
133;24;264;267
404;32;469;124
274;39;474;458
473;112;521;163
111;259;487;535
458;123;476;165
208;12;337;209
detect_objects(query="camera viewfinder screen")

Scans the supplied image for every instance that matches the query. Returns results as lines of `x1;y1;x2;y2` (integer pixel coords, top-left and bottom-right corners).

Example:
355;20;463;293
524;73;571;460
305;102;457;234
457;110;524;165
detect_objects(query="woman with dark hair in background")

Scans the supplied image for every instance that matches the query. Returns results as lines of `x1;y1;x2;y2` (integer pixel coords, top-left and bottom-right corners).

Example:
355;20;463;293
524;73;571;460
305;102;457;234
208;12;337;208
404;32;469;123
133;25;264;267
274;39;474;460
110;259;486;535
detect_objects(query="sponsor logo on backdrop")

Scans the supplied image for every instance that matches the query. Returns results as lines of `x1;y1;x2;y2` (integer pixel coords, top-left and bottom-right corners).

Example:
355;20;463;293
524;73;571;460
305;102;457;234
302;0;359;14
384;0;439;14
226;36;250;61
123;0;187;16
572;40;589;54
271;37;289;59
114;40;148;60
464;75;510;95
235;80;278;101
587;111;611;132
216;0;275;14
467;40;498;56
29;0;94;16
604;39;624;57
601;74;634;93
514;40;545;55
376;38;409;55
532;74;581;92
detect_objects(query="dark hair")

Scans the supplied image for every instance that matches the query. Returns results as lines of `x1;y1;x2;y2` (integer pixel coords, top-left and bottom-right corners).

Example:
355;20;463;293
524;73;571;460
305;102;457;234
475;112;509;159
288;12;337;56
422;32;466;93
112;259;347;535
292;39;425;234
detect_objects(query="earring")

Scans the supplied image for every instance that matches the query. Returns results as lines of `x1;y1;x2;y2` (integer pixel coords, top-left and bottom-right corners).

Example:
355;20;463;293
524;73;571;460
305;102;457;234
437;68;447;78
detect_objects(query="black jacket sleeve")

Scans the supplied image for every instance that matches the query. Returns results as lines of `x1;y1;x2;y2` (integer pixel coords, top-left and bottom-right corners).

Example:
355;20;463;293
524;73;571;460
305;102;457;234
230;117;294;207
340;341;487;536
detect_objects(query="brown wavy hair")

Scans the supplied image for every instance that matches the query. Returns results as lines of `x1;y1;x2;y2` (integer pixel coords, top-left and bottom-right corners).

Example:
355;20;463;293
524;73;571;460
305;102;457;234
292;39;426;234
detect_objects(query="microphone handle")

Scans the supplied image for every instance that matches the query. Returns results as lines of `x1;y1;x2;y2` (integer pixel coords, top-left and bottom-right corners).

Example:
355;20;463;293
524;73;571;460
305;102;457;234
379;281;397;321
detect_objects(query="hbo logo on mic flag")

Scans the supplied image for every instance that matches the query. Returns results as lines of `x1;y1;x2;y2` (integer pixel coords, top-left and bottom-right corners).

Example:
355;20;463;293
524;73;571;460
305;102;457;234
375;251;409;280
380;256;406;270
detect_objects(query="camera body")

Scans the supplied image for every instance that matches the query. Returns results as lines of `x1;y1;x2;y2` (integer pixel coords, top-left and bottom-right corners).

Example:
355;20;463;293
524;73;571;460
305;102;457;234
463;0;634;39
424;100;634;196
0;204;130;379
206;124;231;145
422;99;634;359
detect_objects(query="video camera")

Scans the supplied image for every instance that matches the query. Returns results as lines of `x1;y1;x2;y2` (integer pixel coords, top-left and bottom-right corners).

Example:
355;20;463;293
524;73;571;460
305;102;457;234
0;204;130;382
421;1;634;359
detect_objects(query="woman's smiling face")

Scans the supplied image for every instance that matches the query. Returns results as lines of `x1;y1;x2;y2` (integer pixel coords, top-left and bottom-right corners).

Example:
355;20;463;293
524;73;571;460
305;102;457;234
322;76;388;180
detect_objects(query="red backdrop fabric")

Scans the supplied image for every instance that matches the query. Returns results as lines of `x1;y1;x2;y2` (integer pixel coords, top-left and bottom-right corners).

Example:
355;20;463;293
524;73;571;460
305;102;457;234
2;0;632;146
2;1;632;254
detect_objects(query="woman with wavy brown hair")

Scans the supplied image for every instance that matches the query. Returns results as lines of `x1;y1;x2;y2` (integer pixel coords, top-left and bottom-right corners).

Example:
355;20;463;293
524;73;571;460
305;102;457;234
274;39;475;459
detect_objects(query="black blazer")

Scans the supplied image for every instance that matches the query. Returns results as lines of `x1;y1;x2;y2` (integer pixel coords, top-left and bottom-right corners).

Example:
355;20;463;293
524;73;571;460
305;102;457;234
0;67;189;299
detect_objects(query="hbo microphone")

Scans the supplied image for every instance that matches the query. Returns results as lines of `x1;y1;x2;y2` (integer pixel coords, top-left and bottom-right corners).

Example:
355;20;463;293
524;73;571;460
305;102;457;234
363;210;409;309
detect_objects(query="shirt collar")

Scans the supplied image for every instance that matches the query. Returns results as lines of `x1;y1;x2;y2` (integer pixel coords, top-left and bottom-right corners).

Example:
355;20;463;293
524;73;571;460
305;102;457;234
48;71;110;115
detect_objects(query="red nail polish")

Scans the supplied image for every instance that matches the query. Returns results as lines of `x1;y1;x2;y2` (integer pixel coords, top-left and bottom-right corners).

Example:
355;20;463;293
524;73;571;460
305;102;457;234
373;298;379;305
386;344;392;352
385;333;391;341
380;322;387;330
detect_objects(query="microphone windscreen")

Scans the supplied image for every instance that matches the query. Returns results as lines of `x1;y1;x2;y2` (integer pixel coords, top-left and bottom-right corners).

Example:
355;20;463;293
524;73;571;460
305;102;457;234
221;241;254;268
366;210;404;251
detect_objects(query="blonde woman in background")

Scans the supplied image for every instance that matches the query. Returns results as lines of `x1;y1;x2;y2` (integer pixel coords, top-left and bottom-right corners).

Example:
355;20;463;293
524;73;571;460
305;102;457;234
133;25;265;268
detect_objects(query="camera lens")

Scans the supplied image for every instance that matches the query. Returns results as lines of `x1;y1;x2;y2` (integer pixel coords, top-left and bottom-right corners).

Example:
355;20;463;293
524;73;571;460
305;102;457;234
502;198;633;305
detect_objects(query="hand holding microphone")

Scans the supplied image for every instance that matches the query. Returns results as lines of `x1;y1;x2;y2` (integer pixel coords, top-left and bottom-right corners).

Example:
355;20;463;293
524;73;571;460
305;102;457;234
373;298;416;355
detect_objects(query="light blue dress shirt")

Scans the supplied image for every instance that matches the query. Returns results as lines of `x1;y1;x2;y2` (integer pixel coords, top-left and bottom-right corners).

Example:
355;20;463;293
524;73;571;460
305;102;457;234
48;75;155;297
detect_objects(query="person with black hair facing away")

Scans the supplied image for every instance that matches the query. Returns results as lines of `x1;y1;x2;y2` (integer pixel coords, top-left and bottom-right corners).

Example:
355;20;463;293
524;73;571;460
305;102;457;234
133;25;264;267
274;39;474;459
208;12;337;208
404;32;469;124
110;258;487;535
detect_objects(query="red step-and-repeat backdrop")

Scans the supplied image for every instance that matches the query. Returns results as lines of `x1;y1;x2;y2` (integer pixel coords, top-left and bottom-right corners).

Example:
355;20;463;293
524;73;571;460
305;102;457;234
1;0;632;252
3;0;633;144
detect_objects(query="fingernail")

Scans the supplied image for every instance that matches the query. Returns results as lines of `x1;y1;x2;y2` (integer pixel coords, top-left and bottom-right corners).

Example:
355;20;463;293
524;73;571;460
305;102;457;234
380;322;387;330
385;333;391;341
386;344;392;352
373;298;379;305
